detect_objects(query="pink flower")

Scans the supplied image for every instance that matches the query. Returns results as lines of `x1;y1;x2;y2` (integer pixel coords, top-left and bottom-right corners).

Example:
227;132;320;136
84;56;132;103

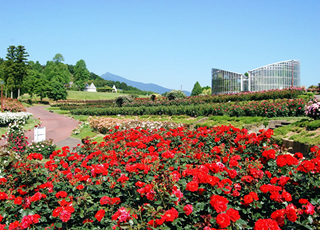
183;204;193;216
59;210;71;222
305;203;315;215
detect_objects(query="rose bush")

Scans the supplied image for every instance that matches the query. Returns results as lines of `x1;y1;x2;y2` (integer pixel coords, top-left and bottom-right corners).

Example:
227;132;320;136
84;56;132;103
0;112;32;127
0;125;319;229
71;98;306;118
305;97;320;120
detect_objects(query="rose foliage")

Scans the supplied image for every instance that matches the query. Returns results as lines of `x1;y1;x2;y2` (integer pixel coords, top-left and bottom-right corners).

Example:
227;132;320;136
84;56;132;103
0;125;319;229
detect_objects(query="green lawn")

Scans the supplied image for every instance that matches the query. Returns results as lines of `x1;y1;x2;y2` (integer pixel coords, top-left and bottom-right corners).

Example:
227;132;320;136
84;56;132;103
20;91;149;102
66;91;124;100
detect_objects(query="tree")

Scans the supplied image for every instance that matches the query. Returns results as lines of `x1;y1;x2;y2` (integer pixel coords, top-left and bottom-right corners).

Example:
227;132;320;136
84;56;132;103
53;53;64;63
73;59;90;90
34;79;51;101
47;80;68;101
202;88;212;95
43;57;71;85
25;68;46;98
3;45;29;98
191;81;202;96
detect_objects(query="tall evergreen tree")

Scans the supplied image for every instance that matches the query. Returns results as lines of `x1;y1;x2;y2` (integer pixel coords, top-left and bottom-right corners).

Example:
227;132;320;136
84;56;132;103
191;81;202;96
3;45;29;98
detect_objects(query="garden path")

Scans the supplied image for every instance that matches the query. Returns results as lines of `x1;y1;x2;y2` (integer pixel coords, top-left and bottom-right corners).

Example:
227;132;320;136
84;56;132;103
0;106;81;148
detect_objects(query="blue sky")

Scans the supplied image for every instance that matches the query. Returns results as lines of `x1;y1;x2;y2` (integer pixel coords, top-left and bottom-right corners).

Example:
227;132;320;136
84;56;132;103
0;0;319;92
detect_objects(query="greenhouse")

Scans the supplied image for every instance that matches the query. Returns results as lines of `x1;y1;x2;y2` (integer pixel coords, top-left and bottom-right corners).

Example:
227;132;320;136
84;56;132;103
212;60;300;94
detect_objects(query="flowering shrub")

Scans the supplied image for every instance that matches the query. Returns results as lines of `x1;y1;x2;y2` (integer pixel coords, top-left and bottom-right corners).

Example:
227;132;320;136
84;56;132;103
2;98;26;112
89;117;183;134
5;121;28;154
305;98;320;120
0;125;319;229
124;87;305;107
26;139;56;159
72;98;306;118
0;112;32;126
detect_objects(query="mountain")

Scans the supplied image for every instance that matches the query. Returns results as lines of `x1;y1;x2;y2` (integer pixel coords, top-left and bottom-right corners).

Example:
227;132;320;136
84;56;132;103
100;72;191;96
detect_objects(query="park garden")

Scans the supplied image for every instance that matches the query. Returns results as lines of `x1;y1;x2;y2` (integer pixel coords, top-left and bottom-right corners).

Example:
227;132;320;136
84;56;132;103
0;86;319;229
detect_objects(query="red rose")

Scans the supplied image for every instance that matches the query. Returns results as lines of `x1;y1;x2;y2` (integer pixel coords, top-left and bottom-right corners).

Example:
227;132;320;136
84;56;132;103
216;213;231;228
243;194;254;204
183;204;193;216
0;192;7;201
210;195;229;213
64;206;75;213
249;192;259;201
95;209;105;222
282;190;292;202
271;209;285;227
186;181;198;192
14;197;23;205
226;208;240;222
59;210;71;222
55;191;67;199
76;184;84;190
0;214;3;222
286;208;297;222
163;208;179;222
52;207;63;217
254;219;280;230
100;196;112;205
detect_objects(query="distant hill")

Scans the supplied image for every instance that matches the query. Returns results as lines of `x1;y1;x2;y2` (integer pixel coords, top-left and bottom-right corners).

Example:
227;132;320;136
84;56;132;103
100;72;191;96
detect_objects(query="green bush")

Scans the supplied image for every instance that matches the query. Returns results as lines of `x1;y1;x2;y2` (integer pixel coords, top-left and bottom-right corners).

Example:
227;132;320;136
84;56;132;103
27;139;56;158
115;95;134;107
166;90;187;100
307;119;320;130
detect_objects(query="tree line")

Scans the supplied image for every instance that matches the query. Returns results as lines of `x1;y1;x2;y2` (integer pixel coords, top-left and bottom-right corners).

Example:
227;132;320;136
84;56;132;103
0;45;154;101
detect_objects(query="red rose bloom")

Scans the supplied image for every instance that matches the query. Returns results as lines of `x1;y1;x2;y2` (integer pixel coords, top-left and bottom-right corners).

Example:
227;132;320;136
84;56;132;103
52;207;63;217
95;209;105;222
210;195;229;213
183;204;193;216
14;197;23;205
216;213;231;228
59;210;71;222
271;209;285;226
0;192;7;201
186;181;199;192
226;208;240;222
55;191;67;199
286;208;297;222
254;219;280;230
76;184;84;190
243;194;254;204
163;208;179;222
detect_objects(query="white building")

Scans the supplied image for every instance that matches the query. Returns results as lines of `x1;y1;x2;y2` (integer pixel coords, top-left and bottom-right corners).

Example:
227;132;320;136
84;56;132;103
84;83;97;92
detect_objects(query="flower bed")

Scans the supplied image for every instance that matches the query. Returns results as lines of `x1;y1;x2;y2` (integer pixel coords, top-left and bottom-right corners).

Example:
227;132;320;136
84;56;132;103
71;98;306;118
0;125;319;229
0;112;32;126
123;87;305;107
89;117;184;134
2;98;26;112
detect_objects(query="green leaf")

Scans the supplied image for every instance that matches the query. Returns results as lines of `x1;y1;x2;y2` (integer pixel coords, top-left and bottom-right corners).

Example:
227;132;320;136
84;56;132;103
55;222;62;228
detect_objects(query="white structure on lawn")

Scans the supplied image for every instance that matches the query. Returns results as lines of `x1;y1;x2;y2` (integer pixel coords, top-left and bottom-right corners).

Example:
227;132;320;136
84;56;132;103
112;85;117;93
84;83;97;92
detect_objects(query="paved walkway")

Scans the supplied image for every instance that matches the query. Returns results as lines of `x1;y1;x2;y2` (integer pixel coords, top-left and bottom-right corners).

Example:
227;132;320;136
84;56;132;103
1;106;82;148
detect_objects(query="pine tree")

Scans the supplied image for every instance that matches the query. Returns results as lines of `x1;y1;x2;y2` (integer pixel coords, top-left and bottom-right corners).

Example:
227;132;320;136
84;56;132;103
191;81;202;96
